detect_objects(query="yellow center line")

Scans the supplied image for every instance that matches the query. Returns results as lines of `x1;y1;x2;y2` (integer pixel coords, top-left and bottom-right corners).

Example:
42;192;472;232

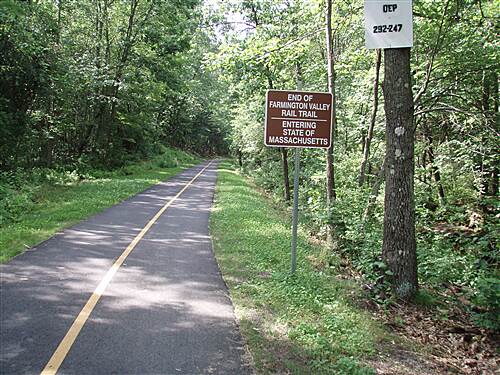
41;161;213;375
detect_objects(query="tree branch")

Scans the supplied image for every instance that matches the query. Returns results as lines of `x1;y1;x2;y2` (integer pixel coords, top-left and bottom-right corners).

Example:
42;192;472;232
414;0;451;106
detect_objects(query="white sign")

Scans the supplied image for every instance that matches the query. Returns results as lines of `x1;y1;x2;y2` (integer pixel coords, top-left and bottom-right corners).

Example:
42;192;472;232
364;0;413;49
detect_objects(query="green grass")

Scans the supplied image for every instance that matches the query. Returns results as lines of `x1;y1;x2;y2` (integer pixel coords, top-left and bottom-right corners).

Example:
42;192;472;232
211;160;385;374
0;149;200;262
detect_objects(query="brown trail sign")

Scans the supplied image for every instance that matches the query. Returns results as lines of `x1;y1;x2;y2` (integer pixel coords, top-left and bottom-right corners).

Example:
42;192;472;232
264;90;333;149
264;89;333;274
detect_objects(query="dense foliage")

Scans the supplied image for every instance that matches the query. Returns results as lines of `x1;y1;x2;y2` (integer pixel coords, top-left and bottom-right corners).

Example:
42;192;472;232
211;0;499;329
0;0;230;171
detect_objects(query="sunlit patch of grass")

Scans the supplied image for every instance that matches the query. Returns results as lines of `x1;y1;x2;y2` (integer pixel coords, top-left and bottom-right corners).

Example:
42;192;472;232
0;156;200;263
211;160;384;374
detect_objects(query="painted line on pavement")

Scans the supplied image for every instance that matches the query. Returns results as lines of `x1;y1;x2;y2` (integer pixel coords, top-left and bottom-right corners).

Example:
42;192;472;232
41;161;213;375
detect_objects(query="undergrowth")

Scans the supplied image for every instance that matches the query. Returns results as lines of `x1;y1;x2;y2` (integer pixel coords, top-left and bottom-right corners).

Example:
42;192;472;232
0;148;200;262
241;151;499;331
211;160;383;374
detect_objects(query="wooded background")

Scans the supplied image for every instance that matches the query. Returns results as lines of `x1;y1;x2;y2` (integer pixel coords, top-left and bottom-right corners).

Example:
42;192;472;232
1;0;498;329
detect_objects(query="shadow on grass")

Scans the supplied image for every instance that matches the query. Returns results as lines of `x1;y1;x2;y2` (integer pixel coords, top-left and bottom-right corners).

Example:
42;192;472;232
211;163;381;374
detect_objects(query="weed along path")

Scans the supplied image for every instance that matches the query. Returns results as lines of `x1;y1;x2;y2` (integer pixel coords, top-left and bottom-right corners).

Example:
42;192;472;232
0;160;252;375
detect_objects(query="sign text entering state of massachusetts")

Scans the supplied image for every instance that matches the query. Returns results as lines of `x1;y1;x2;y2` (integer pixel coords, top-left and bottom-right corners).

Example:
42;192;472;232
264;90;333;148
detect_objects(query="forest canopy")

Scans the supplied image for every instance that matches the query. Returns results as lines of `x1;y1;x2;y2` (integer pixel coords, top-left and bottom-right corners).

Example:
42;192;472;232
0;0;230;170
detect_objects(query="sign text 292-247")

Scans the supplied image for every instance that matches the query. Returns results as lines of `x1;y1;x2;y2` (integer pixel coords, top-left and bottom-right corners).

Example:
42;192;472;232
373;23;403;33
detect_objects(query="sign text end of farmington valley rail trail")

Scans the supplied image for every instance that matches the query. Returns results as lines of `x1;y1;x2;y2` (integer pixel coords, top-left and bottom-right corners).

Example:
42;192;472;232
264;90;333;149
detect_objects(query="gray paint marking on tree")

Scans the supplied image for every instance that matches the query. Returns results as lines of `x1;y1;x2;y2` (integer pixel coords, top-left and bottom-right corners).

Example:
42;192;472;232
382;47;418;300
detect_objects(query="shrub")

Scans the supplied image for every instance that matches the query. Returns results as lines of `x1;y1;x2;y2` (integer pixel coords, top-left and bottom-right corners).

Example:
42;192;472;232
472;276;500;330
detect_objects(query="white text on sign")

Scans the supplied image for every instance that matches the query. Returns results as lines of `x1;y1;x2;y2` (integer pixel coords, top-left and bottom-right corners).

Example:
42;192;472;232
264;90;333;149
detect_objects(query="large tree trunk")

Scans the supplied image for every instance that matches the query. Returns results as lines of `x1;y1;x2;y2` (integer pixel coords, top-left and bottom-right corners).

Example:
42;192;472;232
359;49;382;186
382;48;418;300
325;0;337;244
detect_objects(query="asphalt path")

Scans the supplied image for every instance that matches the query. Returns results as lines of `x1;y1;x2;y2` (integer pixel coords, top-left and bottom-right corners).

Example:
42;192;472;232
0;160;252;375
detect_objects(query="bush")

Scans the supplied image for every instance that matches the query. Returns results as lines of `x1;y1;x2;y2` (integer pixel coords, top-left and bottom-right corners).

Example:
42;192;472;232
152;148;198;169
472;276;500;330
0;182;35;224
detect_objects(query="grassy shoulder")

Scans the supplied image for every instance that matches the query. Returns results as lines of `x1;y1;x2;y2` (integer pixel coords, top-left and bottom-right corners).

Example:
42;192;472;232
210;160;386;374
0;149;200;263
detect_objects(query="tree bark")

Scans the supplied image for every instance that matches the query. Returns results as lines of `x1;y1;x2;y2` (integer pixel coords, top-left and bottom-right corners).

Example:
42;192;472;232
107;0;140;145
359;49;382;186
325;0;337;243
265;67;290;201
363;162;385;221
238;150;243;167
424;130;446;206
491;71;499;196
477;70;490;196
91;0;105;153
382;48;418;300
56;0;62;45
421;147;428;184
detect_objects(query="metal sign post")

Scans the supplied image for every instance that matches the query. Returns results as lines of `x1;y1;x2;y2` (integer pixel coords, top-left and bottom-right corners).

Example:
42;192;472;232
264;89;333;273
290;147;300;273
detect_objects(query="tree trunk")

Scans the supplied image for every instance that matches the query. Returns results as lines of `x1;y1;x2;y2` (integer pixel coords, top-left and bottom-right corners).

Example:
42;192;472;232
382;48;418;301
91;0;105;153
325;0;337;244
477;71;490;196
363;162;385;221
421;147;428;184
265;67;290;201
492;71;499;196
106;0;139;150
56;0;62;45
238;150;243;167
424;132;446;206
359;49;382;186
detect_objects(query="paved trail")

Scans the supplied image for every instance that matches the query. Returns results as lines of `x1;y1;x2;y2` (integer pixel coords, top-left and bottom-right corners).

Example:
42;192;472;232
1;161;252;375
